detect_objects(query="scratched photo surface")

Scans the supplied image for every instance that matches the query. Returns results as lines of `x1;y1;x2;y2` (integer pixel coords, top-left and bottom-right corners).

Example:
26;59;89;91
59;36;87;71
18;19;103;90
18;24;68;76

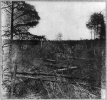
1;1;106;99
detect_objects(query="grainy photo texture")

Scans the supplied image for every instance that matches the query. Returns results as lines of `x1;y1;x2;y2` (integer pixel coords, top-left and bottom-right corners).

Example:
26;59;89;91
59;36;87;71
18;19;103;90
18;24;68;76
1;1;106;99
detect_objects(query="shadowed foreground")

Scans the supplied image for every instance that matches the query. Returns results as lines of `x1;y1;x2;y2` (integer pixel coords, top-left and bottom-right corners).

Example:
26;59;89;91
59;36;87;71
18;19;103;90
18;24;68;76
2;40;105;99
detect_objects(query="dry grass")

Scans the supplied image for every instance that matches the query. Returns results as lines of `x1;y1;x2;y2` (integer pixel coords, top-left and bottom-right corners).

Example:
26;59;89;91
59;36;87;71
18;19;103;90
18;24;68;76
2;40;105;99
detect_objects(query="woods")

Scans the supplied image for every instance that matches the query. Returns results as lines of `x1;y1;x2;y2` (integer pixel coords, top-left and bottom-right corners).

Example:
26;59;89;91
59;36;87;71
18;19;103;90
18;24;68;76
1;1;106;99
86;12;106;40
2;39;105;99
1;1;40;40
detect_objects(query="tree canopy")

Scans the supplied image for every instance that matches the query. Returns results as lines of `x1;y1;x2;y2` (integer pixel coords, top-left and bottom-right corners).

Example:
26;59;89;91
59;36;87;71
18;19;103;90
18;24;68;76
1;1;41;40
86;12;106;40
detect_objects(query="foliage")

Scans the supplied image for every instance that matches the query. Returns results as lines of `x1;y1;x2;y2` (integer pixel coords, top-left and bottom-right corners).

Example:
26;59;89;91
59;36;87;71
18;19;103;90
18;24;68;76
1;1;40;40
2;40;105;99
86;12;106;39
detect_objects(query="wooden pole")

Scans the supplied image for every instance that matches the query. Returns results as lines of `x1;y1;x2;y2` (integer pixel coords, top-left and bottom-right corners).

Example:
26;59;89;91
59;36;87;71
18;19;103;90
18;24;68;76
41;39;43;48
11;64;17;98
91;30;92;40
94;31;95;40
91;30;92;47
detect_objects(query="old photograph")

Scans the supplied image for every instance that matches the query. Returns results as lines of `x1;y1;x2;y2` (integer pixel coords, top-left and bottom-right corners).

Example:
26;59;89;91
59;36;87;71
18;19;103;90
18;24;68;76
1;1;106;99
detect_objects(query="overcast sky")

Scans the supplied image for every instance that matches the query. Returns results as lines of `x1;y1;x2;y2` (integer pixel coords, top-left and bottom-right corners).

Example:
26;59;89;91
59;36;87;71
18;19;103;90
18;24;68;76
27;1;105;40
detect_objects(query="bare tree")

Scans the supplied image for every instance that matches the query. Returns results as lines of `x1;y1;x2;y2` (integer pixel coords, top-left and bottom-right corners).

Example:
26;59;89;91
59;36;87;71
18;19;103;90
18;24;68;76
56;33;62;41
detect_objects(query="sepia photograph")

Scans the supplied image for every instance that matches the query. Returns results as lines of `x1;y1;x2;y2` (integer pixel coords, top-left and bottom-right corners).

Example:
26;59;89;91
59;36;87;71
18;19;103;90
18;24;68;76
1;0;106;99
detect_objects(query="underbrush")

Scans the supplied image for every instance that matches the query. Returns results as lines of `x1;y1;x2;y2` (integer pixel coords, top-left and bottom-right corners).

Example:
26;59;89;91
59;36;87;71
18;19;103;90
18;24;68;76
3;78;101;99
2;40;105;99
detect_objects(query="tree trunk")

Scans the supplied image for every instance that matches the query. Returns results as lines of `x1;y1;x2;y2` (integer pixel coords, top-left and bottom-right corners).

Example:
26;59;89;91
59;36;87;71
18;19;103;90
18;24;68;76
10;1;17;98
91;30;92;40
11;1;13;40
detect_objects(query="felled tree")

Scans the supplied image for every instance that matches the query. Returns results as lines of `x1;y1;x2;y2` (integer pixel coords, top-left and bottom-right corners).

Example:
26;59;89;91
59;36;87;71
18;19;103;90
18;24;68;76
1;1;40;40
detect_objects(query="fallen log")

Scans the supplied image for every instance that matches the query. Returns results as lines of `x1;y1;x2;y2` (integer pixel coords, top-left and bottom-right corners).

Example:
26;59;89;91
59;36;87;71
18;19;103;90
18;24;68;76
46;59;56;62
16;74;56;81
55;66;77;72
69;57;95;60
16;72;70;78
16;72;96;82
16;74;78;84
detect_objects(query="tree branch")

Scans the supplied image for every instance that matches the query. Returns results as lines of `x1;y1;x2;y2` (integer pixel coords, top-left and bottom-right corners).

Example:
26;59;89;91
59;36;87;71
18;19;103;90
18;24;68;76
2;26;11;28
1;1;9;5
1;5;12;9
13;13;25;21
4;8;11;14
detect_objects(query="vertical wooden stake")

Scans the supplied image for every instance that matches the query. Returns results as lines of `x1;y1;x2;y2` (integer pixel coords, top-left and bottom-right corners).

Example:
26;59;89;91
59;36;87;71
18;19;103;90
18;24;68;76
41;39;43;48
11;64;17;98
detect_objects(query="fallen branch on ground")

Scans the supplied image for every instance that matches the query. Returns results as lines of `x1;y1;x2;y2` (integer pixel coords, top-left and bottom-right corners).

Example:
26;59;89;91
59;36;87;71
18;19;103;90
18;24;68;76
16;72;96;82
